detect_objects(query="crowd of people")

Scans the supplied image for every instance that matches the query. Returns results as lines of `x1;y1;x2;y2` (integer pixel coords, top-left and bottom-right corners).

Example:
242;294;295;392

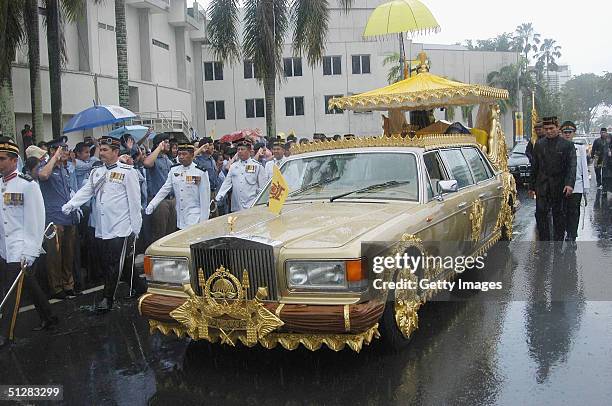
0;127;300;347
527;117;612;244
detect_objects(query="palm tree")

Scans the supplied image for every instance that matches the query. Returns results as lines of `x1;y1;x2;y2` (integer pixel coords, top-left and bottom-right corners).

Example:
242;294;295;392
383;52;402;84
44;0;89;138
115;0;129;108
207;0;353;138
0;0;24;139
512;23;540;71
535;38;562;85
24;0;43;143
461;105;473;128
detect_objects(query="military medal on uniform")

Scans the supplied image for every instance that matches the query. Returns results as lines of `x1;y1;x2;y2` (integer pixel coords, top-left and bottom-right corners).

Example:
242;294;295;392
3;192;24;206
245;164;256;173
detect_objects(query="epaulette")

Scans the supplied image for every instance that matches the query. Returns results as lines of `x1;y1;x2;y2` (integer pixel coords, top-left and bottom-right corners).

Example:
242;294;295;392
92;160;104;168
195;164;207;173
171;162;182;168
18;173;34;182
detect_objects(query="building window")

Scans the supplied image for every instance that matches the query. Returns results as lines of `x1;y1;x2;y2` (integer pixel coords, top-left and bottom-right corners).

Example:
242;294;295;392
204;62;223;81
324;95;343;114
244;60;259;79
186;55;191;62
106;25;115;32
323;56;342;75
283;57;303;77
97;22;107;30
351;54;371;74
152;39;169;50
245;99;265;118
205;100;225;120
285;97;304;116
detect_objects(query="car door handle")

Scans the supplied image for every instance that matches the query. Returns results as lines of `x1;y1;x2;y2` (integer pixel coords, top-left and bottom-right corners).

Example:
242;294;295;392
457;202;468;209
478;193;488;199
496;185;503;190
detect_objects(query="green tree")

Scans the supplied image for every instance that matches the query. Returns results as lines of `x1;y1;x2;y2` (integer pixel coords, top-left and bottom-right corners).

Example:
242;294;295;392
207;0;352;138
561;73;609;133
461;105;473;127
44;0;90;138
115;0;129;108
0;0;24;139
382;52;402;84
512;22;540;70
24;0;43;143
535;38;561;84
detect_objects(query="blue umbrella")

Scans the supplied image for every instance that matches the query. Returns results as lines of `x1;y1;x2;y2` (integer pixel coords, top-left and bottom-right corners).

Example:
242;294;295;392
63;103;137;133
108;125;155;143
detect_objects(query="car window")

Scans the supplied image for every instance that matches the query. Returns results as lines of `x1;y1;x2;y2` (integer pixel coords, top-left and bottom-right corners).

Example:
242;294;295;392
440;149;474;188
462;147;491;182
511;142;527;155
423;151;448;198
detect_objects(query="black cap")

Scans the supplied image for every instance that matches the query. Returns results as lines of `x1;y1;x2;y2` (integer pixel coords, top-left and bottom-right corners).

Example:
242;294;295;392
542;116;559;126
0;136;19;156
560;121;577;131
98;134;122;149
177;142;195;152
235;137;252;148
601;127;608;132
46;136;68;149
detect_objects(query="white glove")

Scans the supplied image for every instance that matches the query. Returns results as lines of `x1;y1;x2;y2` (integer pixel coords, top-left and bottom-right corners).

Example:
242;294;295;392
21;255;36;267
145;205;153;215
61;203;73;215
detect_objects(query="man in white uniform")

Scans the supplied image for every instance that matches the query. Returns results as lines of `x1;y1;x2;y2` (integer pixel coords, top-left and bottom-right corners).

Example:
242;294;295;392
561;121;590;244
146;142;210;229
0;137;56;347
215;139;267;212
264;139;287;182
62;135;142;312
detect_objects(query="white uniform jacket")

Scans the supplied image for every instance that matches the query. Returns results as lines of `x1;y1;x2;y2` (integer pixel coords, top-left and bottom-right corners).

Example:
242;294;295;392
147;162;210;229
264;157;286;182
216;158;267;212
573;143;590;194
63;162;142;239
0;171;45;262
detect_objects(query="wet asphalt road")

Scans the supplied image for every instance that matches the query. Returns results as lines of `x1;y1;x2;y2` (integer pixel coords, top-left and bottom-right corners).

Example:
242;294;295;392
1;185;612;405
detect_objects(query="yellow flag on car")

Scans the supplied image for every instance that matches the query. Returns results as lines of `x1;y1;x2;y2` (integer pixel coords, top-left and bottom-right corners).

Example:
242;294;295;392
268;165;289;215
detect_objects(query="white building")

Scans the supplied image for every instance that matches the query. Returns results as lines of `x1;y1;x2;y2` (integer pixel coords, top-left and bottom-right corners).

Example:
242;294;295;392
12;0;207;146
12;0;519;146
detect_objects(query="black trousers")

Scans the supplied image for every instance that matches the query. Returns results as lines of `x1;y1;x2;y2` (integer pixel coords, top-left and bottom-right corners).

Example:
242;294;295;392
1;258;54;337
594;166;602;187
564;193;583;240
98;236;142;300
535;192;567;241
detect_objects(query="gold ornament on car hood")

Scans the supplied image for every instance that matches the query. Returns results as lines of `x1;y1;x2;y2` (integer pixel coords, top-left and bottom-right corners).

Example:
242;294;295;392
169;266;284;346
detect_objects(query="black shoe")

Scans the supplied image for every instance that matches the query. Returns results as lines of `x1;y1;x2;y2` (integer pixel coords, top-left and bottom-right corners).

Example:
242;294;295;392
50;291;68;300
32;316;59;331
0;336;8;348
64;290;80;298
95;298;113;313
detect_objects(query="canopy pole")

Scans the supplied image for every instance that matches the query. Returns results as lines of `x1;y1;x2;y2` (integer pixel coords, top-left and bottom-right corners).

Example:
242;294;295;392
398;33;407;80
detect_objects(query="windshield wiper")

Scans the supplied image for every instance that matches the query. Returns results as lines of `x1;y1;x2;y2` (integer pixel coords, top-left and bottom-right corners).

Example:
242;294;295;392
329;180;411;202
288;176;341;198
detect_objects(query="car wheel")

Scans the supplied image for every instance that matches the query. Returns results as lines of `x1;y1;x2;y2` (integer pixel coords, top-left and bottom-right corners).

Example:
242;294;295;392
380;248;423;350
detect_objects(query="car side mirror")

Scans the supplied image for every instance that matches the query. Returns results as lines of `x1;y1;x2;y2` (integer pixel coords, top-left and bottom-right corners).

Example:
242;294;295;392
438;179;458;194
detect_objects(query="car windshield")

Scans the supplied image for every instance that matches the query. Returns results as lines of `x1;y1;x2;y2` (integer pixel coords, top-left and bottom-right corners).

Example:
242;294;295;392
511;142;527;155
255;152;419;204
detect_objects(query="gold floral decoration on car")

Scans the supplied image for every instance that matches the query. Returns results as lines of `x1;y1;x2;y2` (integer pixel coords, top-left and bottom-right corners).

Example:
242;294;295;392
469;199;485;243
169;266;284;346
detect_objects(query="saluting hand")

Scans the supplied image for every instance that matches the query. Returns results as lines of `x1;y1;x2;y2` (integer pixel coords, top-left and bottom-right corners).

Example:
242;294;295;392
563;186;574;197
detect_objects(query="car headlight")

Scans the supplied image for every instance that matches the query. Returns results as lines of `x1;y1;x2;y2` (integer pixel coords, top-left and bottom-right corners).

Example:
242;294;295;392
287;261;346;290
285;260;367;291
144;256;190;284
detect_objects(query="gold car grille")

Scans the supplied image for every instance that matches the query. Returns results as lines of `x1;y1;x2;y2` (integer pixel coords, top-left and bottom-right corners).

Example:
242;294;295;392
190;237;278;301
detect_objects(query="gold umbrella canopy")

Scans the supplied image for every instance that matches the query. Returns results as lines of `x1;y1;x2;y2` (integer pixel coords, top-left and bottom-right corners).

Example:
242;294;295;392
329;54;509;112
363;0;441;37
